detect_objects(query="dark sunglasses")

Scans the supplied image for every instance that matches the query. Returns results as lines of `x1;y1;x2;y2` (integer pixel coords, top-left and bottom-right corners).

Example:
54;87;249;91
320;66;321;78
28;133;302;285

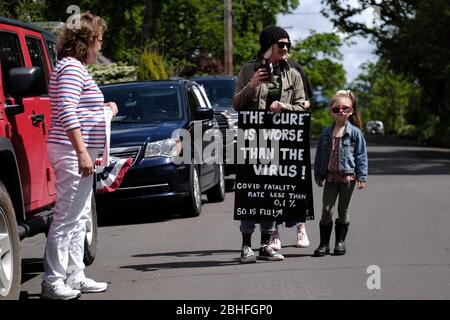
330;105;352;114
276;41;291;50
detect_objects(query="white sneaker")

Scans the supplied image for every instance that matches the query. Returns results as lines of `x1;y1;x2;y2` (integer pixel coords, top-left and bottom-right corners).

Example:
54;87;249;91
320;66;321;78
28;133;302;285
269;229;282;251
258;245;284;261
41;281;81;300
67;277;108;293
296;227;310;248
240;246;257;264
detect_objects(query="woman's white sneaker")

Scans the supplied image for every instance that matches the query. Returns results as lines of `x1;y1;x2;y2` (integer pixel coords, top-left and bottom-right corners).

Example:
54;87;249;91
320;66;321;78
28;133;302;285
41;281;81;300
67;277;108;293
269;229;282;251
296;228;310;248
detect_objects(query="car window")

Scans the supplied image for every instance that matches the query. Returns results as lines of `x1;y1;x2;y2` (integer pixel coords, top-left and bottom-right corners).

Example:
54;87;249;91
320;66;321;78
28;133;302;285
25;36;49;94
45;39;57;69
0;31;24;96
101;85;183;123
195;79;235;108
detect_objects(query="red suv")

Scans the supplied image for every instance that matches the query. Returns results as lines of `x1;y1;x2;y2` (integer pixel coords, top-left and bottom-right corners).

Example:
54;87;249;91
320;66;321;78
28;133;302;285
0;17;98;300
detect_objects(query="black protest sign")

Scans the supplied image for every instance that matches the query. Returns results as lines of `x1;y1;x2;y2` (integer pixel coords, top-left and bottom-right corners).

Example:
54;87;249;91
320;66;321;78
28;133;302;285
234;111;314;221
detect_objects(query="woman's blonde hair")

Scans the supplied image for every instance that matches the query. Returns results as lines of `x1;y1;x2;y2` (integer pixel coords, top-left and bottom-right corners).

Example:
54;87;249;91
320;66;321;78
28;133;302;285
56;12;107;64
330;90;363;129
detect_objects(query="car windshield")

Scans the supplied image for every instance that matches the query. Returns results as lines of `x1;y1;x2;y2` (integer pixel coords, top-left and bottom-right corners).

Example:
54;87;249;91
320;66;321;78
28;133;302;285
194;79;235;108
101;84;183;123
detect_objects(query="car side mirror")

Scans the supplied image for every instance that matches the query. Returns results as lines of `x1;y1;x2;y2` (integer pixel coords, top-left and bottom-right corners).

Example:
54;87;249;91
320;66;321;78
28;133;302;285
194;108;214;120
9;67;46;97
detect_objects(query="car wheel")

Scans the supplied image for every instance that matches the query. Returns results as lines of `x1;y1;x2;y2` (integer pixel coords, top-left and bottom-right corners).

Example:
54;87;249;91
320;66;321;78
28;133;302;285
83;194;98;266
181;166;202;217
0;181;21;300
206;163;226;203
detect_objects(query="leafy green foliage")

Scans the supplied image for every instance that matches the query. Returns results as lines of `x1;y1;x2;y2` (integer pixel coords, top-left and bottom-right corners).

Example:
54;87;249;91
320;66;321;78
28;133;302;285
291;32;346;103
150;0;299;76
351;62;413;131
311;108;333;138
290;31;346;136
137;49;167;80
0;0;46;22
322;0;450;146
87;62;137;85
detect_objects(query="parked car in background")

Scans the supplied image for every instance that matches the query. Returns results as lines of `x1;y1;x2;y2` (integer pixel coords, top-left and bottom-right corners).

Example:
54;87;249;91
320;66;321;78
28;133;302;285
97;80;225;217
366;120;385;135
191;75;237;176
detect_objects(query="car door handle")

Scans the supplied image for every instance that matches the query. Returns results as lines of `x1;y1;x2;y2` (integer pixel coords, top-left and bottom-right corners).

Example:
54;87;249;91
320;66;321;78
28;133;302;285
32;113;45;125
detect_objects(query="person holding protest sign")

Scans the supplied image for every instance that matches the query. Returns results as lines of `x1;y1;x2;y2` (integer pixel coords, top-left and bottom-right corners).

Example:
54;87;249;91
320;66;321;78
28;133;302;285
233;25;308;263
313;90;367;257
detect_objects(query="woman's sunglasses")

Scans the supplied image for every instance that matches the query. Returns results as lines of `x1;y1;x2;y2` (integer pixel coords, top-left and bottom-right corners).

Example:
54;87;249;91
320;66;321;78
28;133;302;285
330;105;353;114
276;41;291;50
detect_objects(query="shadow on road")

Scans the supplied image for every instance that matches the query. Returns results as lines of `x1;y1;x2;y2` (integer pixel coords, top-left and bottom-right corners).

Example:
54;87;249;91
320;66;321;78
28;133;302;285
121;249;314;272
20;258;44;300
121;249;241;271
21;258;44;283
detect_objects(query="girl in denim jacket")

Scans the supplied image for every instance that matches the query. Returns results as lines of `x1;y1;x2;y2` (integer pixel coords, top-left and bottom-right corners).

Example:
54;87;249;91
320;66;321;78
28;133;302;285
313;90;368;256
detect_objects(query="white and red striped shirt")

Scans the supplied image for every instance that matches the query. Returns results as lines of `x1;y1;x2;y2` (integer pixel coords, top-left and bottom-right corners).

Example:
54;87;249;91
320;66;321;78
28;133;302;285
48;57;106;148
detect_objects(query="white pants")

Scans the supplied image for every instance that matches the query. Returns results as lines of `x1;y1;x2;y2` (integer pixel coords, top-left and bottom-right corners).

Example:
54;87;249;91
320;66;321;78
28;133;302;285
43;143;100;286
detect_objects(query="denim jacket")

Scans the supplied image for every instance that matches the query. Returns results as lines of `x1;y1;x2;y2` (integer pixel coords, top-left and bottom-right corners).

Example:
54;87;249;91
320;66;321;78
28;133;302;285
314;121;368;182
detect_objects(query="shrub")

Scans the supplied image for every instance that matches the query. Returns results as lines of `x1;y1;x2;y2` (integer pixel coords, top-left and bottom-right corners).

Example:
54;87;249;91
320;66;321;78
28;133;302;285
88;62;136;85
137;49;168;80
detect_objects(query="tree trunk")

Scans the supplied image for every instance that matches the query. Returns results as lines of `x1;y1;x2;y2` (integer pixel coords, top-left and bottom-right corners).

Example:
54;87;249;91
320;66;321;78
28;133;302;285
140;0;161;49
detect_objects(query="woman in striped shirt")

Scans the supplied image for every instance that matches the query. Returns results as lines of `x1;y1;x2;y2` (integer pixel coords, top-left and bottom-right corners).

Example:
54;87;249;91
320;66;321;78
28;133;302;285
42;12;117;300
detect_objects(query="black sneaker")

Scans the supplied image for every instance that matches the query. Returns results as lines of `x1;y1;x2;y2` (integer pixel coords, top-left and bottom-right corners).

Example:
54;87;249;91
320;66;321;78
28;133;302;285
240;246;256;264
258;245;284;261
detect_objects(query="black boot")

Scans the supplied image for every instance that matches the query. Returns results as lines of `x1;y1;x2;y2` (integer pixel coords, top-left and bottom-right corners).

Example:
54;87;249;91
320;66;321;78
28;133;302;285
313;221;333;257
334;219;349;255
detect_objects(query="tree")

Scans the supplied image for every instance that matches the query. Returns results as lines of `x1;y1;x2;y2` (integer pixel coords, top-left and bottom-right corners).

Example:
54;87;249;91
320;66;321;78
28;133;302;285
289;32;346;137
290;31;346;102
322;0;450;145
0;0;46;21
150;0;300;76
2;0;300;74
350;61;418;135
33;0;146;64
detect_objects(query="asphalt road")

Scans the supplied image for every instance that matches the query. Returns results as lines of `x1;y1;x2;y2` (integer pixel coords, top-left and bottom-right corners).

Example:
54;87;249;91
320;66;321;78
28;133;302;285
19;136;450;300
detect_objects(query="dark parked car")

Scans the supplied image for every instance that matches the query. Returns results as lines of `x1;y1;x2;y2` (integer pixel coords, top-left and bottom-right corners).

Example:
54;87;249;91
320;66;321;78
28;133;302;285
191;75;238;175
97;80;225;217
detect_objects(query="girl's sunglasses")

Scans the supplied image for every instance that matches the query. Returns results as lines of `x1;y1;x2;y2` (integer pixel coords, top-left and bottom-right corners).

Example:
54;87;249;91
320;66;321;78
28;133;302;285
330;105;353;114
276;41;291;50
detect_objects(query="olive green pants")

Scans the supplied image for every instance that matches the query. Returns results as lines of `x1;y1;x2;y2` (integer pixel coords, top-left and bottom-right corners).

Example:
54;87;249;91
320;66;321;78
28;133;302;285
320;180;356;225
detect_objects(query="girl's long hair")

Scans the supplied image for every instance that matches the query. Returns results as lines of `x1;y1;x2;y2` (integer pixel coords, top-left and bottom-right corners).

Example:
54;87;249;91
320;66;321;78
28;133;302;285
330;90;363;129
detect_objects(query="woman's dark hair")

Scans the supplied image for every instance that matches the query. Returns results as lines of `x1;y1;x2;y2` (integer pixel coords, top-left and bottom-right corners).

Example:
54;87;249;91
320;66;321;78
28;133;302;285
56;12;107;64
